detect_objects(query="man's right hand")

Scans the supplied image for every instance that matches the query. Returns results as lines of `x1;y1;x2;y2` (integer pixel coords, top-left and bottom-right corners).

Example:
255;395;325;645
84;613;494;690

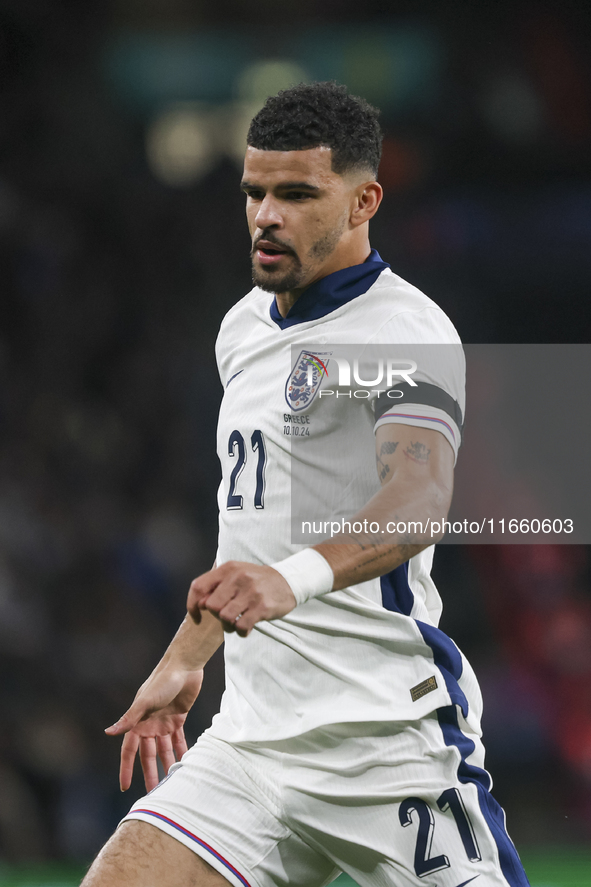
105;666;204;792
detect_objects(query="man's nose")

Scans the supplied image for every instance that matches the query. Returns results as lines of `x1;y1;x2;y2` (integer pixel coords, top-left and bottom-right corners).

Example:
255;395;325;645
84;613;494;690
254;195;283;231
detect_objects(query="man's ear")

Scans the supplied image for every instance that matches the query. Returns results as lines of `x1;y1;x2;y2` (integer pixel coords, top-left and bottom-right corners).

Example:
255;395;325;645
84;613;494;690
350;181;383;228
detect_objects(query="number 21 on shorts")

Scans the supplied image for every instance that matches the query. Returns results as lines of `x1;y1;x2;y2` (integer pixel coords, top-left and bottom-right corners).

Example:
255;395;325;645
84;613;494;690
399;788;481;878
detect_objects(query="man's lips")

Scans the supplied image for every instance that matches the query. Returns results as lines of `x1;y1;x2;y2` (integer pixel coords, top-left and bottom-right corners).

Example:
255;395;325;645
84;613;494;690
254;239;292;266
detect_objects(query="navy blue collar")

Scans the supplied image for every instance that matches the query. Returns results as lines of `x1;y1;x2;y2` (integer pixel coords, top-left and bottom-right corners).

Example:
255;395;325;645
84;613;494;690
269;249;389;330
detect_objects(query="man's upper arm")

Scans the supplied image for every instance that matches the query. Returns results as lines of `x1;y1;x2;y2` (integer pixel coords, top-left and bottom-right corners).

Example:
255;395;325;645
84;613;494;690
375;422;454;508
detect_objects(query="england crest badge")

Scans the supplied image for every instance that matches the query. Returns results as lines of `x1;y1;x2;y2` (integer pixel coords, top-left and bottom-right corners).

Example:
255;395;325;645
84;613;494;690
285;350;331;412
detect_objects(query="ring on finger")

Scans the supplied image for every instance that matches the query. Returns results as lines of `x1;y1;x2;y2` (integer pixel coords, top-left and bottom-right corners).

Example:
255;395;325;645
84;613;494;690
234;612;243;624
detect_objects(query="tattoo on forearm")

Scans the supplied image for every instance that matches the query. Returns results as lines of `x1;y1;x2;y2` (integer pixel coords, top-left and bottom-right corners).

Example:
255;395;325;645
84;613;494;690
348;533;385;551
349;542;418;573
380;441;398;455
404;441;431;464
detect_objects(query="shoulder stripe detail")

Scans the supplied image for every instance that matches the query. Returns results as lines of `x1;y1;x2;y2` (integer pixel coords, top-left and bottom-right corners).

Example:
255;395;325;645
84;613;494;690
374;382;463;440
376;412;457;445
133;809;252;887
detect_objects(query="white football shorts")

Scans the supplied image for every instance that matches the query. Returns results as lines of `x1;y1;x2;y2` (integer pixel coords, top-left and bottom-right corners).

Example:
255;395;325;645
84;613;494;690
123;709;529;887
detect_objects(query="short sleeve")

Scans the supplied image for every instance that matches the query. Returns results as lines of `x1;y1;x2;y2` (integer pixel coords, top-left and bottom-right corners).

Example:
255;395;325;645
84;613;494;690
364;306;466;462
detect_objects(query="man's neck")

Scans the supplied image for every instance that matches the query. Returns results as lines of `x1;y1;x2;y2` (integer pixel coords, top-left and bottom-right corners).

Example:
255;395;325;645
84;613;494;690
275;287;309;318
275;245;373;318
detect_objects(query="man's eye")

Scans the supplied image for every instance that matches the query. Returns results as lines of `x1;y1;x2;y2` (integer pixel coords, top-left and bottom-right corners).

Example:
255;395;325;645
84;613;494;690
287;192;309;200
246;192;264;201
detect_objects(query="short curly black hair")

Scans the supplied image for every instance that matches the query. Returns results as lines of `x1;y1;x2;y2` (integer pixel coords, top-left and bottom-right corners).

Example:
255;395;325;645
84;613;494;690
247;81;382;177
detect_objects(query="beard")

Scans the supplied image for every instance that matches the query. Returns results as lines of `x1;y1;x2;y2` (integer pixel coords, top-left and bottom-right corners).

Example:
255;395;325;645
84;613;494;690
251;252;306;294
251;217;346;294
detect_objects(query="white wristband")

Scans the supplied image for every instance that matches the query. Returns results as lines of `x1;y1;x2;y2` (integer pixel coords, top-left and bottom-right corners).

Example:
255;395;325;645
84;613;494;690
271;548;334;606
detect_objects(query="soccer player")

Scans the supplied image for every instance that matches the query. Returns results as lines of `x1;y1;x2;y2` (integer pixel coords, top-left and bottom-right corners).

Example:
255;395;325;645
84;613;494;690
82;83;530;887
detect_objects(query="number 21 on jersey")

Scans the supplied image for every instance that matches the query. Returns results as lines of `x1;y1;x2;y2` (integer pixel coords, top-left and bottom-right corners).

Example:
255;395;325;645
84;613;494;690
227;430;267;510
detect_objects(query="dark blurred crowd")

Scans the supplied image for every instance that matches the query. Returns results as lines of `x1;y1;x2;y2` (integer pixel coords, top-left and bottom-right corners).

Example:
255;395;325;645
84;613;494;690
0;0;590;864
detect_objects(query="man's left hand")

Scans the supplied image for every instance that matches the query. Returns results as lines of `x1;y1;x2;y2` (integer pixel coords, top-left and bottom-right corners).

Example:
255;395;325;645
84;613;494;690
187;562;297;637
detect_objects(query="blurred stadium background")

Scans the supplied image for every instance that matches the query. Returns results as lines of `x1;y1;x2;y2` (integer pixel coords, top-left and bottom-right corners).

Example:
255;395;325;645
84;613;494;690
0;0;590;884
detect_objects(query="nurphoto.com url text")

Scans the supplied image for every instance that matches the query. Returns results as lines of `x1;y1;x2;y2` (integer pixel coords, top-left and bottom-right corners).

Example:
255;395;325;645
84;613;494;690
300;518;574;538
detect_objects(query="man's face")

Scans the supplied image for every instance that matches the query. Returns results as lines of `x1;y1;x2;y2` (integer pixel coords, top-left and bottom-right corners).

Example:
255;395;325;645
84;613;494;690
241;146;356;295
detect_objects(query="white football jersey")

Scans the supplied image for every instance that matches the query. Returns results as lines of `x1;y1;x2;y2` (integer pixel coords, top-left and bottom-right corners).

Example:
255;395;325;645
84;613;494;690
207;252;482;745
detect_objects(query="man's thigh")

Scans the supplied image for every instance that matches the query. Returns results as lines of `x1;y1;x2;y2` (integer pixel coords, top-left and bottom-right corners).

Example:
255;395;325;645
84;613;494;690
120;736;340;887
81;821;230;887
